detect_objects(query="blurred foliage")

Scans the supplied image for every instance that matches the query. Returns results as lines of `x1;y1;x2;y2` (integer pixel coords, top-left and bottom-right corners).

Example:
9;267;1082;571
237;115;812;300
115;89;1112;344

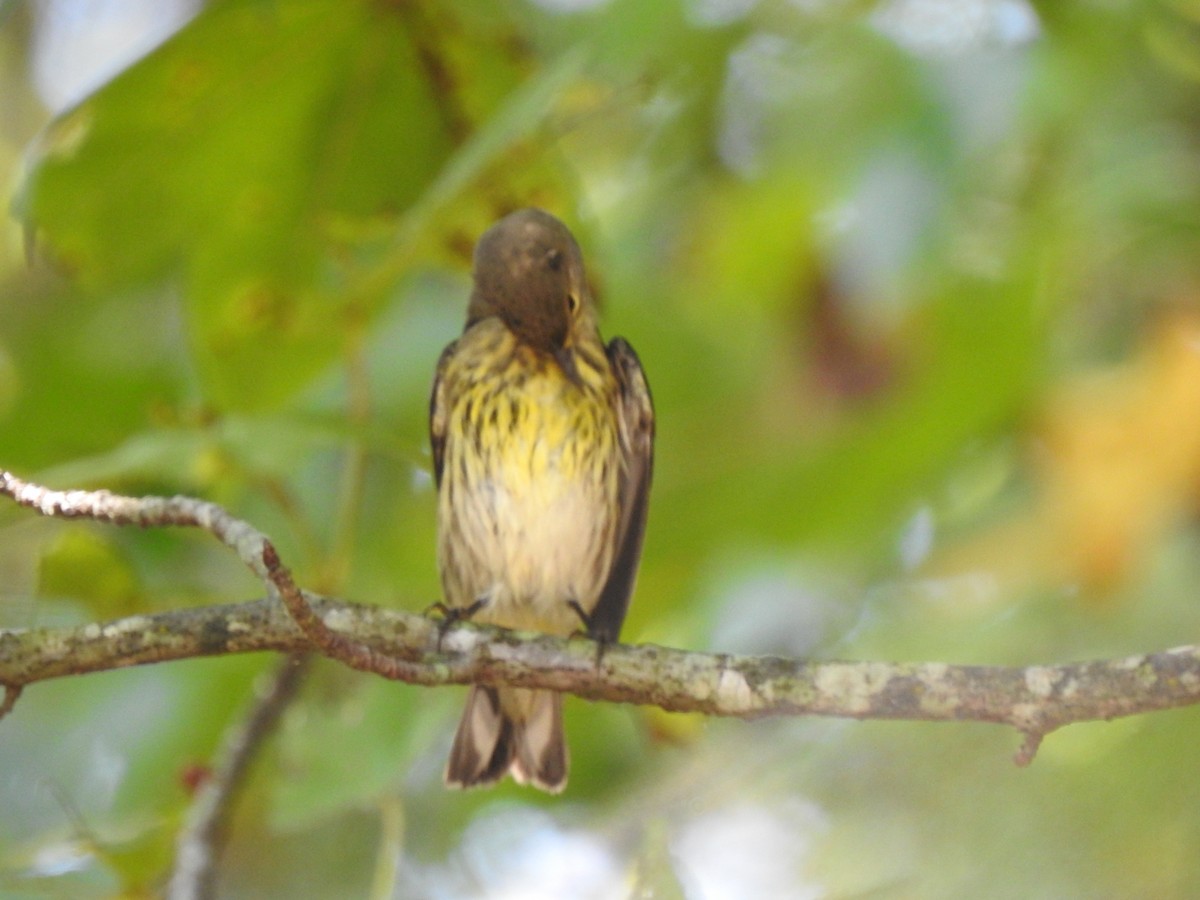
5;0;1200;896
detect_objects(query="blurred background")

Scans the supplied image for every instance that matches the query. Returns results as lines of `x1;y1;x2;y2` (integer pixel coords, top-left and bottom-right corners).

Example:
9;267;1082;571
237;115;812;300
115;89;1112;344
4;0;1200;896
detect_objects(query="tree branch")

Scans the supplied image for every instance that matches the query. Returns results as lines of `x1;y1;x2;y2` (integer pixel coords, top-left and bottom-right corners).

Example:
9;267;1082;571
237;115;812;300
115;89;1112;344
4;470;1200;764
0;683;21;721
0;469;427;683
168;654;310;900
3;587;1200;763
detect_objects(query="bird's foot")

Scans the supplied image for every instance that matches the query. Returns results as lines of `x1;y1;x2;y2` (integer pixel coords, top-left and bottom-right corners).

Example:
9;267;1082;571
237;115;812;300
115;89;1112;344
425;596;488;651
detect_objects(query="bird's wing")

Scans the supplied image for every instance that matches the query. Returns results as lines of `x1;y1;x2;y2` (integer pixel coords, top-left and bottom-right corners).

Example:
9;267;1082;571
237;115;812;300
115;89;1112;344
429;341;458;488
588;337;655;643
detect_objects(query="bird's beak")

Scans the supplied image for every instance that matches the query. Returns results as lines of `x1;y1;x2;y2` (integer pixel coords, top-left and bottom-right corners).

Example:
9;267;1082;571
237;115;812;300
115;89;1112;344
554;346;583;387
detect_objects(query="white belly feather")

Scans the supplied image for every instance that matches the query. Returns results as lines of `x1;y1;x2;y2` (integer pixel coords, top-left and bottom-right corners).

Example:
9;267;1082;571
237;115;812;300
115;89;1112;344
437;363;618;637
467;463;609;635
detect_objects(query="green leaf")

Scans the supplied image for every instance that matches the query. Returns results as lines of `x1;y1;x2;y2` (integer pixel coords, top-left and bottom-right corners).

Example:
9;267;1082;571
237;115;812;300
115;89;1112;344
37;526;144;620
270;669;444;829
14;0;544;412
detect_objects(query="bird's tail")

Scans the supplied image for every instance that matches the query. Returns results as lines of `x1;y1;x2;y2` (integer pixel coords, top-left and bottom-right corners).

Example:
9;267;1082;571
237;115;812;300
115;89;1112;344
444;686;567;793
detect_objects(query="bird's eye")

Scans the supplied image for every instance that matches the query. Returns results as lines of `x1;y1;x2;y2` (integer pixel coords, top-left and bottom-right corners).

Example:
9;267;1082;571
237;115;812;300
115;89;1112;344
566;292;580;316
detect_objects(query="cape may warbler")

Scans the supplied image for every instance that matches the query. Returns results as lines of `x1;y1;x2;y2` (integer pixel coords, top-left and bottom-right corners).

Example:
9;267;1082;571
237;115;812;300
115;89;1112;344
431;208;654;793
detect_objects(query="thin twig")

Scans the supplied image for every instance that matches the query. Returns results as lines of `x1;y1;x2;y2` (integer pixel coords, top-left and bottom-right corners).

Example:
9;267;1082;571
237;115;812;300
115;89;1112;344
0;469;424;681
167;654;310;900
0;683;22;721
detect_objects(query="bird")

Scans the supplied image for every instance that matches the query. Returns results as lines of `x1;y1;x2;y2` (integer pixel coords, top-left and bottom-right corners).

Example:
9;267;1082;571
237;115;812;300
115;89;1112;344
430;207;654;793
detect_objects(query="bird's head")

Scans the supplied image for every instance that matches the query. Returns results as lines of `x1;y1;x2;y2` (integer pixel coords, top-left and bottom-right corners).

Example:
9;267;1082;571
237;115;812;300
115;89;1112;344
467;208;595;364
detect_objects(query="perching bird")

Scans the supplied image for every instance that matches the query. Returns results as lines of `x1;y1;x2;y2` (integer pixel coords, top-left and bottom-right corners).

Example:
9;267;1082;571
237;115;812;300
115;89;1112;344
430;208;654;793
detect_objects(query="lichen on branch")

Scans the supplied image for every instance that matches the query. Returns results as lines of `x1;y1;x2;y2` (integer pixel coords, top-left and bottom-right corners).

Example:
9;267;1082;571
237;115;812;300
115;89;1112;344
4;469;1200;765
